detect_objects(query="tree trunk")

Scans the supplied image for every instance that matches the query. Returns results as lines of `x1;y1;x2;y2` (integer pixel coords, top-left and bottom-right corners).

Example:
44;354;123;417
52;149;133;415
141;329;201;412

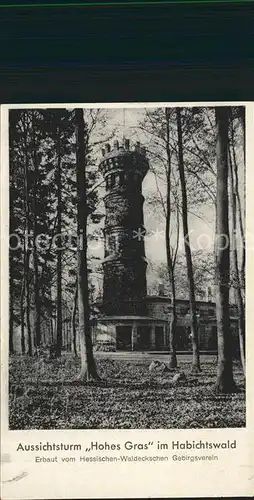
23;115;32;355
166;236;177;368
168;260;177;368
33;247;41;352
228;146;245;374
238;106;246;165
24;227;32;359
55;129;62;357
20;211;26;355
75;109;99;382
176;107;201;373
165;108;177;368
230;118;245;293
214;106;236;393
50;315;54;344
9;253;14;354
25;253;33;356
72;282;78;357
20;274;26;354
31;112;41;353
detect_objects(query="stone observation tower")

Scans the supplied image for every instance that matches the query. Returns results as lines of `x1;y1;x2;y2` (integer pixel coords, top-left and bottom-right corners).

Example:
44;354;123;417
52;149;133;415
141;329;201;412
94;138;168;351
99;138;149;316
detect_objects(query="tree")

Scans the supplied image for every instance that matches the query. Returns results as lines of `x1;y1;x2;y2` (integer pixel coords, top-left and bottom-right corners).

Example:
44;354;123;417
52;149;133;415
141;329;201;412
228;109;245;373
22;112;33;355
40;109;77;356
75;109;99;382
71;281;78;357
9;110;32;355
9;252;15;354
138;108;180;366
20;244;26;354
214;106;236;393
31;111;42;352
55;124;63;357
165;108;179;367
229;109;245;291
176;107;201;373
45;110;76;357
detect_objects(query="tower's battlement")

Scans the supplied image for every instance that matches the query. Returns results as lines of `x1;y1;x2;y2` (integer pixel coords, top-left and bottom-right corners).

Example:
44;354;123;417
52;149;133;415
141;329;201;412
99;138;149;180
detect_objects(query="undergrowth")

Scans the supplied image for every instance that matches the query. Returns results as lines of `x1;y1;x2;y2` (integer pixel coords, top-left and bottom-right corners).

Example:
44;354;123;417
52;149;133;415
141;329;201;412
9;354;245;430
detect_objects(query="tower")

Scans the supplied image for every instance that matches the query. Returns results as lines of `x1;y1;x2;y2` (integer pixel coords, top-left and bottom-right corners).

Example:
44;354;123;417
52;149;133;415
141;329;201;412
99;138;149;316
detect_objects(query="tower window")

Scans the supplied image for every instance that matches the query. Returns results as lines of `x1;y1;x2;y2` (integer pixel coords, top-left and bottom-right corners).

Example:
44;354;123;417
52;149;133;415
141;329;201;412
106;174;116;189
111;174;116;188
109;235;116;252
106;234;119;253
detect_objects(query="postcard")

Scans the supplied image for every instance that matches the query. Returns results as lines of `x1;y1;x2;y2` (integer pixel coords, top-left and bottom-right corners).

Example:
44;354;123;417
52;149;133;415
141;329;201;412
1;101;253;498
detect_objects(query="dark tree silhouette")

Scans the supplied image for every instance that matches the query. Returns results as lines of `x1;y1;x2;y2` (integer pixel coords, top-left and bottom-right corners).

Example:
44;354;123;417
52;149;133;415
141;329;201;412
75;109;99;382
214;106;236;393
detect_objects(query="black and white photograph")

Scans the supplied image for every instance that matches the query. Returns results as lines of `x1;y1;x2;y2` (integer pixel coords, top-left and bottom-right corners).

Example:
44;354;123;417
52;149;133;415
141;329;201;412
7;104;246;431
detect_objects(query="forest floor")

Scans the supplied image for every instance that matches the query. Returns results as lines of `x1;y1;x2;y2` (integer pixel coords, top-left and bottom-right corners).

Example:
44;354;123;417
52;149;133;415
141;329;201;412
9;353;245;430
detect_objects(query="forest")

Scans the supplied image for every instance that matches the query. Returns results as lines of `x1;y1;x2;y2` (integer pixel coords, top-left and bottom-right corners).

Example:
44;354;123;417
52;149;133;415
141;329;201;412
8;105;245;429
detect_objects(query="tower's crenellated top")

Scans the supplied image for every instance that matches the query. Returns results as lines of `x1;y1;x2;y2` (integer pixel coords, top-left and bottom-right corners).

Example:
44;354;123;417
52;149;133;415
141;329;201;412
99;138;149;179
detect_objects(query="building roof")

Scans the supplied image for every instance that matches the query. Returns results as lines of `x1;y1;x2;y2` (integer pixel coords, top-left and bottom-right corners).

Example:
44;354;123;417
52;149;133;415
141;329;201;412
145;294;217;306
94;315;168;323
145;294;237;309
